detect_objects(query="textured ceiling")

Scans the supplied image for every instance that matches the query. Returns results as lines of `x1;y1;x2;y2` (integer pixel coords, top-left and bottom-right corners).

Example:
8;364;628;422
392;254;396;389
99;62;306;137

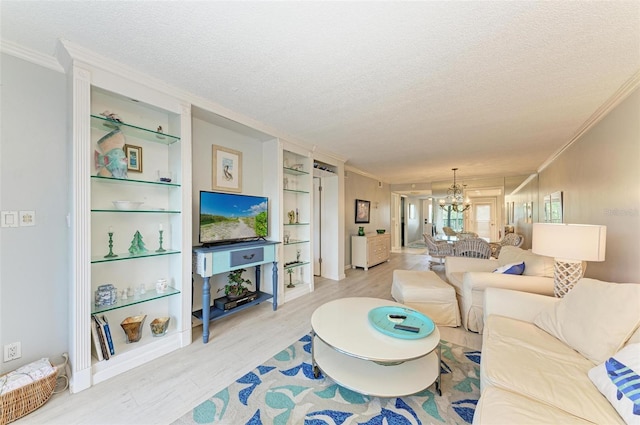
2;1;639;185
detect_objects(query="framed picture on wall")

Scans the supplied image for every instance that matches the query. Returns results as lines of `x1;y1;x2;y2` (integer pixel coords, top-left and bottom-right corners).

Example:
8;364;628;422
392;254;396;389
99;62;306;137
355;199;371;223
212;145;242;192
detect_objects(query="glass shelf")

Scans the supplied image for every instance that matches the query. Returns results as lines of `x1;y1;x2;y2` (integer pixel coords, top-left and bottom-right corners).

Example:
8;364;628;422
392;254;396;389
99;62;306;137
91;209;181;213
284;261;310;270
284;222;309;226
284;189;309;194
92;287;180;315
91;175;180;187
91;115;180;145
284;240;310;246
283;167;309;176
91;249;180;264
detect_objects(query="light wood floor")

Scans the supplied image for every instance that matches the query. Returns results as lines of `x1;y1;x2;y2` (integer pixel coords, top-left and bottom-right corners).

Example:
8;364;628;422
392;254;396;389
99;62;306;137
19;249;481;425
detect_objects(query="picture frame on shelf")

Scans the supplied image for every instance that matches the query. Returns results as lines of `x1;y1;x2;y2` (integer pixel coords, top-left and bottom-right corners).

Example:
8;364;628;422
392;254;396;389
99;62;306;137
212;145;243;192
355;199;371;223
124;144;142;173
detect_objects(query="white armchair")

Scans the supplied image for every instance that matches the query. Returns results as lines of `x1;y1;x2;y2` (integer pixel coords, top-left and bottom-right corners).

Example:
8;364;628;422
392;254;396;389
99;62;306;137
444;246;555;332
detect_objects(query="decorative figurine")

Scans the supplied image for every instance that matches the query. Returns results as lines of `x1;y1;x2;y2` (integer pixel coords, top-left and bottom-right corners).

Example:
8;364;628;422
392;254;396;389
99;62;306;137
296;249;301;263
128;230;148;255
286;268;295;288
288;210;295;224
100;110;123;123
295;208;299;223
156;126;166;140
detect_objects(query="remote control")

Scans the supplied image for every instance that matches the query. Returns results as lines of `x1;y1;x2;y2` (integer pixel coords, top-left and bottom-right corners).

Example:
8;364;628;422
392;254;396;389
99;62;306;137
394;324;420;333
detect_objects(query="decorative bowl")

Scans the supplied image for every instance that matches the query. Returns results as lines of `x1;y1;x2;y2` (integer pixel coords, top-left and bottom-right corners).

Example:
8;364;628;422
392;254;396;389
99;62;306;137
376;229;386;234
150;317;170;337
112;201;144;210
120;315;147;343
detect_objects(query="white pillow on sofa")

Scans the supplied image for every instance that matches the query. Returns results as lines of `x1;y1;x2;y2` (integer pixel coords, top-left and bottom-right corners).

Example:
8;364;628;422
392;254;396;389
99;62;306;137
534;278;640;364
588;343;640;425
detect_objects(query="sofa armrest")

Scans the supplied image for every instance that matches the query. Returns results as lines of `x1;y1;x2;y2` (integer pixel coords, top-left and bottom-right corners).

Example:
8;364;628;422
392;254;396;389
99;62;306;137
484;287;559;325
463;272;555;295
444;256;496;281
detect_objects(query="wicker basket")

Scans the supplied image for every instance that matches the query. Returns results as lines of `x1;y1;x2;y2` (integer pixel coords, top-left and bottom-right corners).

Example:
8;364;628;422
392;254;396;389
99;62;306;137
0;364;57;425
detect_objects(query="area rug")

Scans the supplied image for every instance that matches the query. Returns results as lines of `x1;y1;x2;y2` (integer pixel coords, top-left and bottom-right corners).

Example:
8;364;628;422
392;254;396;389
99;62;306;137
406;241;427;249
172;334;480;425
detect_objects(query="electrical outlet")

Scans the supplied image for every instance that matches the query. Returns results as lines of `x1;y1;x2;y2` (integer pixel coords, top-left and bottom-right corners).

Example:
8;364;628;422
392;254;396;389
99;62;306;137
4;342;21;361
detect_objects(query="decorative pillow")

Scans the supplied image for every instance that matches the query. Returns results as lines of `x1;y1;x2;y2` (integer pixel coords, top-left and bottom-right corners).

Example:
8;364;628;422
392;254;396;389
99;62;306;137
497;246;554;277
588;343;640;425
493;262;525;275
534;278;640;364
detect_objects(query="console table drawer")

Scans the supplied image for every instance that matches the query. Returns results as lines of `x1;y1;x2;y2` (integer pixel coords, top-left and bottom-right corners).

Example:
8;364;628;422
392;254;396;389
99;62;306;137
230;247;264;267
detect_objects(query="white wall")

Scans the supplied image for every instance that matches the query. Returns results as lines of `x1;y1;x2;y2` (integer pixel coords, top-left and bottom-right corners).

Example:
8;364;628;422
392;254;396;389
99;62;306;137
344;171;391;267
538;88;640;283
1;54;69;373
190;116;266;310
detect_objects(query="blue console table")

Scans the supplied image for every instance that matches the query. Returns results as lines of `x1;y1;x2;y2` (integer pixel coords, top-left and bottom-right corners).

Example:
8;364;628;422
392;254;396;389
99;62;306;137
193;240;279;343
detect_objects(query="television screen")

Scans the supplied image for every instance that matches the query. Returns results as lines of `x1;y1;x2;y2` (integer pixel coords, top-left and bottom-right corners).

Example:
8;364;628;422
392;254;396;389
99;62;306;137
199;191;268;245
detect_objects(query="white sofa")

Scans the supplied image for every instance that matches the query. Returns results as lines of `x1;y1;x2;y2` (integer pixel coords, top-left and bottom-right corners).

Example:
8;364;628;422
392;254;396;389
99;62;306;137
475;280;640;424
445;246;555;333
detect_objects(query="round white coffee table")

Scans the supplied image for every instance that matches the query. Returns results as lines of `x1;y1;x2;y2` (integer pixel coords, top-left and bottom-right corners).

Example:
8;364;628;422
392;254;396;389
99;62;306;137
311;297;441;397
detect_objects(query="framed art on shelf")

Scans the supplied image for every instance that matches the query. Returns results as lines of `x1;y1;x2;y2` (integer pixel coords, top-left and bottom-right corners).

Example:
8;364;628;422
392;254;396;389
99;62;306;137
124;144;142;172
355;199;371;223
212;145;243;192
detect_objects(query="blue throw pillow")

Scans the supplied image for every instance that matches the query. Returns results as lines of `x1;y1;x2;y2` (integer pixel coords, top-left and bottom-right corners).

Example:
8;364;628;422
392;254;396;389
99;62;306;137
493;261;525;275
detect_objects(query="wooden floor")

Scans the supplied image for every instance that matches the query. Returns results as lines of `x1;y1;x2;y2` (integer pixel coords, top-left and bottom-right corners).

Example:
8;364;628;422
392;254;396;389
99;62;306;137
19;249;482;425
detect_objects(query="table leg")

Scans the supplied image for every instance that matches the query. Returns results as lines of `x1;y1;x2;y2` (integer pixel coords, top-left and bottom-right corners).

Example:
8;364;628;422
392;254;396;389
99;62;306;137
311;330;320;378
272;261;278;311
435;343;442;396
202;276;211;343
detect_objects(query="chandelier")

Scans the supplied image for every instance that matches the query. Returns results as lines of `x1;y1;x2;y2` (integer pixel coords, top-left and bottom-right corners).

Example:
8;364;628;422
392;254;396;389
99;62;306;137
439;168;471;212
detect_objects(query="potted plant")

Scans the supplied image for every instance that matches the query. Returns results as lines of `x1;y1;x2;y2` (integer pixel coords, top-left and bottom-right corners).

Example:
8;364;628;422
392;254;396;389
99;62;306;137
219;268;253;300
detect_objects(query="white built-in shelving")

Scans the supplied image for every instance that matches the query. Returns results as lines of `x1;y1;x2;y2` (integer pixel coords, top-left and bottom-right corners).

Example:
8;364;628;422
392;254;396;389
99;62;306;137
65;44;192;392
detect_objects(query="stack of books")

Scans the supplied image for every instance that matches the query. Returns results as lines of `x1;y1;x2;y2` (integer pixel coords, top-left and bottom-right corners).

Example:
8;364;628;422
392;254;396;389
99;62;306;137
91;314;115;361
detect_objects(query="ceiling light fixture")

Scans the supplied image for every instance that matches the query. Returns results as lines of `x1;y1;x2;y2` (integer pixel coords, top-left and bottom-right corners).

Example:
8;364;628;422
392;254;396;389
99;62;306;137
439;168;471;212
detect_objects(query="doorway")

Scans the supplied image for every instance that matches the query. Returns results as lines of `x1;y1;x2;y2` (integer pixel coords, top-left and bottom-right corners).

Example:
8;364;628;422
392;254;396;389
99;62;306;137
469;198;497;241
400;197;406;247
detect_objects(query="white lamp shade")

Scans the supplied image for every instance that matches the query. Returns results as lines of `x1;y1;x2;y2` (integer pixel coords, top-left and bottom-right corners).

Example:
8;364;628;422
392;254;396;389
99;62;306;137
532;223;607;262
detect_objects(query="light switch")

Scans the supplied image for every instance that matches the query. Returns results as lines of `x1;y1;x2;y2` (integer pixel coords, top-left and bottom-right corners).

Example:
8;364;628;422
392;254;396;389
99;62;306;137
1;211;19;228
19;211;35;226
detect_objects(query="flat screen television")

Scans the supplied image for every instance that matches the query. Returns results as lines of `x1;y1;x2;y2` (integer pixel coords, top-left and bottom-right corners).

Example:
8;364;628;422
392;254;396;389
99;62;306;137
199;191;268;245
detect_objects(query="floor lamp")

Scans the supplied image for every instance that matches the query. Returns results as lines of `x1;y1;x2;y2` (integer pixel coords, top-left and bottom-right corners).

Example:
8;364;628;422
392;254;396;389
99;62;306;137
532;223;607;297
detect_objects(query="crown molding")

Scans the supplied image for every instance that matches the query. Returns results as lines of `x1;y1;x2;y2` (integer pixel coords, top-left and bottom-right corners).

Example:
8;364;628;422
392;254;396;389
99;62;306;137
56;39;347;164
538;69;640;174
344;164;386;183
0;38;64;73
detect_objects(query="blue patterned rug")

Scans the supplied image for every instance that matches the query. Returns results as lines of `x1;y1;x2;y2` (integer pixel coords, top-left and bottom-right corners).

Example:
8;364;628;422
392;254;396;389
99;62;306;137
173;334;480;425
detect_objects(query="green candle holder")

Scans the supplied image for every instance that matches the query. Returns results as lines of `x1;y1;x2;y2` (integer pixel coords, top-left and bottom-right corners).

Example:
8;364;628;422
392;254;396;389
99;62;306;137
156;230;166;253
105;231;118;258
